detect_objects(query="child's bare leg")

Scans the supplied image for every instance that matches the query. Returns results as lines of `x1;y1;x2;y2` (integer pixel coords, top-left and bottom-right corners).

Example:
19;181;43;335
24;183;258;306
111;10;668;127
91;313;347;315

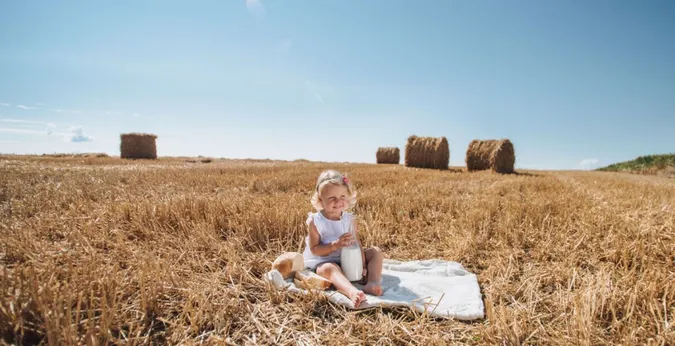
316;263;366;307
363;247;384;296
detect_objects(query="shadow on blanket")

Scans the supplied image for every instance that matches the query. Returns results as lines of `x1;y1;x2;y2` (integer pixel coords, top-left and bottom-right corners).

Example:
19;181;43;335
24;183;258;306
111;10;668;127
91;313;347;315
342;274;421;301
358;274;421;300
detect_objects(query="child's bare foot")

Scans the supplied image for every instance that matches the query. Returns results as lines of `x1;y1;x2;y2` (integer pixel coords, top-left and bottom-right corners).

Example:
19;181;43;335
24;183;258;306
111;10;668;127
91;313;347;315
363;282;383;296
348;289;366;307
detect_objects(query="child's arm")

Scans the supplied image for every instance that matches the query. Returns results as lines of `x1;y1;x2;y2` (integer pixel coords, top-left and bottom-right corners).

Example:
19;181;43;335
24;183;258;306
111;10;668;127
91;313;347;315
308;220;353;256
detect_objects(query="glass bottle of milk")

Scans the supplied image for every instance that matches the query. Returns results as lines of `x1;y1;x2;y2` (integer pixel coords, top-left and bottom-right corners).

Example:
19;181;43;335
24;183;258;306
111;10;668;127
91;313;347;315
340;216;363;282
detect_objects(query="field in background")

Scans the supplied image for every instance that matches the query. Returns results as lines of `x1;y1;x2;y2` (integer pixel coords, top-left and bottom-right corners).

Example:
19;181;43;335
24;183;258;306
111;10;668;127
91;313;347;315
1;156;673;345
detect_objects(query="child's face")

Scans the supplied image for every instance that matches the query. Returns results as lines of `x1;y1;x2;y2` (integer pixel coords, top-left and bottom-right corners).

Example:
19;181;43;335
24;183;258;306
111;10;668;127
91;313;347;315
319;183;350;214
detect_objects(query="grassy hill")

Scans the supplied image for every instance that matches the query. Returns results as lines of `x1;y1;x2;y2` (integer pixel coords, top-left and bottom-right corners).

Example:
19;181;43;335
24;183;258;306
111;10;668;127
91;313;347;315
597;154;675;175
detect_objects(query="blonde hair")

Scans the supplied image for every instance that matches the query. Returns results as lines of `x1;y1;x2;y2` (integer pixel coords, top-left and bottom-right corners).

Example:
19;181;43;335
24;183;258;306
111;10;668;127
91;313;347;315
310;170;357;211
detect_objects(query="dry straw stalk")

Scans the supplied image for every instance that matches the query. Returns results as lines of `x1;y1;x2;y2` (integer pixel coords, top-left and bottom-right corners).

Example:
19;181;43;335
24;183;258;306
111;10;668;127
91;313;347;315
376;147;400;164
404;135;449;169
465;139;515;173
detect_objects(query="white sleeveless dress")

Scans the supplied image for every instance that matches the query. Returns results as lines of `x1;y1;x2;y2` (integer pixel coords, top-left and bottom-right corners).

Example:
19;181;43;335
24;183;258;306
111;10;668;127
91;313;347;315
302;211;354;270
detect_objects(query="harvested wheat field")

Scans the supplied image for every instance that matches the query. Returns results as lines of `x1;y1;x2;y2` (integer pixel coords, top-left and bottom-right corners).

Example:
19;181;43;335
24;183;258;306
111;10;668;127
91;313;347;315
1;156;673;345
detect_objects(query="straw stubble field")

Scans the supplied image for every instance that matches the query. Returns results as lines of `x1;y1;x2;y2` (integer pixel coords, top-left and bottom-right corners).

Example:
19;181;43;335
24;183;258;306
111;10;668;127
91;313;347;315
0;156;673;345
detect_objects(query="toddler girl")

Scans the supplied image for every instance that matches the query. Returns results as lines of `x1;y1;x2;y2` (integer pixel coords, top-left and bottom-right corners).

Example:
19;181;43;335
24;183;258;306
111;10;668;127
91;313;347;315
302;170;384;308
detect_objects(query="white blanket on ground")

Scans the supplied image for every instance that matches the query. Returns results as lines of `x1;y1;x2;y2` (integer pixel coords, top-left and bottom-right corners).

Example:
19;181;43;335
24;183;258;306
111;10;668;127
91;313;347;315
264;259;485;320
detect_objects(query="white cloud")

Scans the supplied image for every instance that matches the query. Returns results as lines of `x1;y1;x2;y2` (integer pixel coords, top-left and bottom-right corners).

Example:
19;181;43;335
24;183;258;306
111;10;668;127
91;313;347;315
579;158;600;170
0;118;58;134
16;105;37;110
52;109;82;114
0;127;48;135
0;118;50;125
46;123;56;135
0;140;21;144
305;79;324;104
64;125;93;143
0;122;91;142
246;0;265;19
0;102;10;107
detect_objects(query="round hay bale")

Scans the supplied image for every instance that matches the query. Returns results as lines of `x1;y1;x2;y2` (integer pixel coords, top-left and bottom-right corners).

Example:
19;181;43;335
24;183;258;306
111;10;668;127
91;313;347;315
404;135;449;169
376;147;400;164
120;133;158;159
465;139;515;173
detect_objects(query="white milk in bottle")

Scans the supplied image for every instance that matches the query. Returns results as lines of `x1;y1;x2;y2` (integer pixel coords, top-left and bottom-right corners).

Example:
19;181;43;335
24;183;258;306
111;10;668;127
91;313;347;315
340;217;363;281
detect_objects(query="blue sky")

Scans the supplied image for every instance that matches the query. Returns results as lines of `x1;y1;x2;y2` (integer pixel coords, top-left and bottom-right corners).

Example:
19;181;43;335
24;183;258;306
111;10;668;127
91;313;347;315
1;0;673;169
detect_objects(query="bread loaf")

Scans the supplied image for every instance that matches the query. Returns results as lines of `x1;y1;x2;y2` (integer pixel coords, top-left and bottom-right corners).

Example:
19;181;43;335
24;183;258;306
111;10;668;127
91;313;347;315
272;252;305;279
294;269;332;290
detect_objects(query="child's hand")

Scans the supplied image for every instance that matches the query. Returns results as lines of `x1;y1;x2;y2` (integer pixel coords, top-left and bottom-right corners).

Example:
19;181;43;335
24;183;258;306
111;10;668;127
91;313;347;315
362;268;368;278
334;233;355;248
